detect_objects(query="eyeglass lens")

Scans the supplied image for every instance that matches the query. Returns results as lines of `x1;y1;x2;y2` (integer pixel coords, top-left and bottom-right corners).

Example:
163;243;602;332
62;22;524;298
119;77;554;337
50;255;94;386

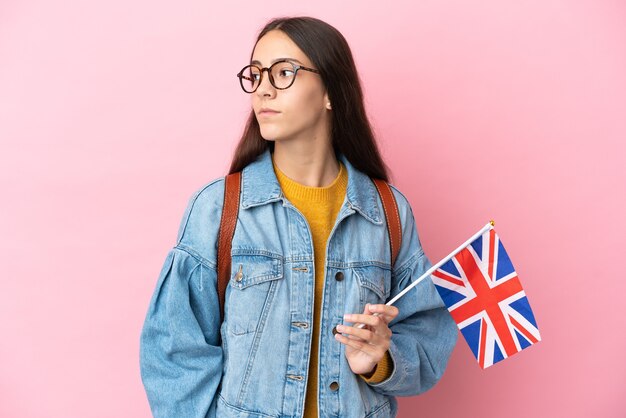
239;61;297;93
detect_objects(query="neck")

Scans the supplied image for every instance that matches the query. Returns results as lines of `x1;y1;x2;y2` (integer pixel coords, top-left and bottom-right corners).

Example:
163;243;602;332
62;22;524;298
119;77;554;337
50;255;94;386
272;140;339;188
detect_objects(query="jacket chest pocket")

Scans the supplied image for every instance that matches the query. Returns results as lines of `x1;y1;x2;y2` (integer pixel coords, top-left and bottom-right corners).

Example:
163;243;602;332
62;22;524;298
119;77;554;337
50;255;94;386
226;252;284;335
352;264;392;309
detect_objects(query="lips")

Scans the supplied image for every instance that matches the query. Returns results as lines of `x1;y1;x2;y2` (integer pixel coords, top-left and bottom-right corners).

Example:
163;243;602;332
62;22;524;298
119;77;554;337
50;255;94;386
258;108;280;117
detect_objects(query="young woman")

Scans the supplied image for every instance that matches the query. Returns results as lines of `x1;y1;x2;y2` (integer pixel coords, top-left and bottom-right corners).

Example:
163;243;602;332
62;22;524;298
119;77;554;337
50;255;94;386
140;16;457;418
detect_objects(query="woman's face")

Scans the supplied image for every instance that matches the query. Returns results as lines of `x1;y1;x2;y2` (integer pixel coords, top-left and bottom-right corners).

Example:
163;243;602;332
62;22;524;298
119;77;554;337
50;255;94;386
250;30;330;145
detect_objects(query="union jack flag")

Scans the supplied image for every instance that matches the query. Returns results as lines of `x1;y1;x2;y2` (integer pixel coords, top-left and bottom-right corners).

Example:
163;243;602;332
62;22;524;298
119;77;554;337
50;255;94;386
431;228;541;368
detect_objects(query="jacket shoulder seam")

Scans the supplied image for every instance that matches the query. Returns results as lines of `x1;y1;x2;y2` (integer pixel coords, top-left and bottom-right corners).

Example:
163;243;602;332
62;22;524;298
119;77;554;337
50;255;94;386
176;176;226;246
387;183;411;207
173;244;218;271
393;247;425;278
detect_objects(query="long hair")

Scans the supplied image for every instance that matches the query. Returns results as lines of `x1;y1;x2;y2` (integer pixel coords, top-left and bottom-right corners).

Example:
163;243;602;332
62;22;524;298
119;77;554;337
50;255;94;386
228;16;390;182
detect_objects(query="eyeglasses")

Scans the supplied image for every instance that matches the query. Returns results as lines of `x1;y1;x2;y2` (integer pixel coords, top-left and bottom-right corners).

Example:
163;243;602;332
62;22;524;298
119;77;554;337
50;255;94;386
236;59;320;93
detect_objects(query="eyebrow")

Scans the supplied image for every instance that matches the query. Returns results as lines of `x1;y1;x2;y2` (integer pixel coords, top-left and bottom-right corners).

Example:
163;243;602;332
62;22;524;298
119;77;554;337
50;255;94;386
250;57;303;66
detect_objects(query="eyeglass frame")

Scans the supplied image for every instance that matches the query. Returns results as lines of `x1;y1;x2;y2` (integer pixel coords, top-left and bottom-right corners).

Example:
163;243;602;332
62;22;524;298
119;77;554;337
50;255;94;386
236;59;321;93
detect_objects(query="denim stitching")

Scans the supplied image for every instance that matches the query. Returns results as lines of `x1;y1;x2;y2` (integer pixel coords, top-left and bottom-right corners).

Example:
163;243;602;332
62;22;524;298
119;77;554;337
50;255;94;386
176;177;223;246
236;277;280;405
174;244;216;270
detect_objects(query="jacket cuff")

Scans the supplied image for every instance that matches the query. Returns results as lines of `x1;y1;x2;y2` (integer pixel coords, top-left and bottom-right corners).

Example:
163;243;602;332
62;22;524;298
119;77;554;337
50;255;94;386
359;351;394;384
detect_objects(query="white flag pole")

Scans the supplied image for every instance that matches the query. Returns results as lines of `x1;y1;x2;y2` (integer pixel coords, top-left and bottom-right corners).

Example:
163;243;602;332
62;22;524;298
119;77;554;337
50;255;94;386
354;220;495;329
386;220;495;306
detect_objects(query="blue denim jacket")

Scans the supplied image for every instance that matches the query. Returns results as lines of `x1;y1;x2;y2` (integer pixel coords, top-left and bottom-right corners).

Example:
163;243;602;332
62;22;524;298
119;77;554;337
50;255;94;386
140;149;457;418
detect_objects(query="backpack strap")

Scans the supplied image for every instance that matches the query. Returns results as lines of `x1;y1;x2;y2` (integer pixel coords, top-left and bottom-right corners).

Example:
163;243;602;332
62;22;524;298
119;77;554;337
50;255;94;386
217;172;241;322
371;178;402;267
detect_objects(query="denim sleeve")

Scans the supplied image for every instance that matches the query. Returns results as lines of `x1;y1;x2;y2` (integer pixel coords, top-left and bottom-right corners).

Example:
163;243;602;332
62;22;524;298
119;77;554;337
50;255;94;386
368;201;458;396
139;247;222;418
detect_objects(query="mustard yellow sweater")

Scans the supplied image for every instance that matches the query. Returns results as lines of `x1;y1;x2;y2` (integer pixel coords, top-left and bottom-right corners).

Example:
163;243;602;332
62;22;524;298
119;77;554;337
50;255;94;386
272;156;392;418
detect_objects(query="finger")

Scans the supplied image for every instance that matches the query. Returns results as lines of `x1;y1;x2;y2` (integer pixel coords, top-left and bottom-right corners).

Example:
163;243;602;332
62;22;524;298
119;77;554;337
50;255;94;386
336;324;376;342
334;333;383;357
352;317;392;339
366;304;399;323
362;303;373;315
337;325;390;348
344;313;385;329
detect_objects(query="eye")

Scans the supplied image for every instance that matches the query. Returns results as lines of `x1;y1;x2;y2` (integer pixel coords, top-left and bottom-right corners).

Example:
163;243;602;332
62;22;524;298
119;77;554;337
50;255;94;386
272;62;295;78
249;70;261;80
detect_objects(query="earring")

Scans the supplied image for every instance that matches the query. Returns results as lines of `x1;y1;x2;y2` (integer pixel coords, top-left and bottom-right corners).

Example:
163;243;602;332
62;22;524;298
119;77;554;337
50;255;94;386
326;102;332;110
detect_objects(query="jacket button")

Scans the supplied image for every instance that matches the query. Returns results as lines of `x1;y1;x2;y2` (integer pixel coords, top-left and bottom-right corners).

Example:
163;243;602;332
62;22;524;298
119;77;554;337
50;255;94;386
330;381;340;391
332;325;339;335
335;271;344;281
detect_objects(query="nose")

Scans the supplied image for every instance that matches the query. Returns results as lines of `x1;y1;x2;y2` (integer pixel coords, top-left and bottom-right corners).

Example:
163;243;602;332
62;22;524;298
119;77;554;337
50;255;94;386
256;69;276;98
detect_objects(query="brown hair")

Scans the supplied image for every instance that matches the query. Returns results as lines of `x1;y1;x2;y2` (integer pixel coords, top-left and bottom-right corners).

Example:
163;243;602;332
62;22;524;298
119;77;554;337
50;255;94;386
228;16;390;182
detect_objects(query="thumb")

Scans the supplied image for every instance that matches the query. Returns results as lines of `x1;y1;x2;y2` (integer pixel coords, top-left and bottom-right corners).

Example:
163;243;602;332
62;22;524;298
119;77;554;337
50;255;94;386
363;303;372;315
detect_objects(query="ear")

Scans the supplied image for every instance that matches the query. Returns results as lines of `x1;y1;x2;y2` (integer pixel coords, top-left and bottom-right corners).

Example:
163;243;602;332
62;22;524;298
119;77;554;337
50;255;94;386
324;92;332;110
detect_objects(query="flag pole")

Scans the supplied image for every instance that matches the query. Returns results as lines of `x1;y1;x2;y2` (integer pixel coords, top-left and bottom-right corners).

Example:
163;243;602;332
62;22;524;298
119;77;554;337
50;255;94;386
385;220;495;307
354;221;496;329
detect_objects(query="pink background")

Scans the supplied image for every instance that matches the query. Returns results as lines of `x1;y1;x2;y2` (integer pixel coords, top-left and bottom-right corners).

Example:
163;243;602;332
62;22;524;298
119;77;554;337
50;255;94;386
1;0;625;417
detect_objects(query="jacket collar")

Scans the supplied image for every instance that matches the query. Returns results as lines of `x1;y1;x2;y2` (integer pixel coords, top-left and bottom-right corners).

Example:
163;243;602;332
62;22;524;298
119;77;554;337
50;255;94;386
240;148;383;224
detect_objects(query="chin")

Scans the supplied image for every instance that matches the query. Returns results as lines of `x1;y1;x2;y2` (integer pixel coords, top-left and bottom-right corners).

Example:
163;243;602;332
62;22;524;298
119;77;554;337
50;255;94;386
259;126;282;141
